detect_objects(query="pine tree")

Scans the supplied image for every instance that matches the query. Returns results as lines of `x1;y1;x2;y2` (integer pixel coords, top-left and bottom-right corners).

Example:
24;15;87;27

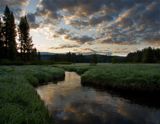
9;12;17;60
19;16;34;61
3;6;17;60
0;17;5;59
3;6;10;49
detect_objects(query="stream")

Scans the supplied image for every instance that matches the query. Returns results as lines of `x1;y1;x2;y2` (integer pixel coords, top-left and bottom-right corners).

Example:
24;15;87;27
37;72;160;124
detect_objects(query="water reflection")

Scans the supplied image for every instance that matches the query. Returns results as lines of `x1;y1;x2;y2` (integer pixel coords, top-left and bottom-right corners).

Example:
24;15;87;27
37;72;160;124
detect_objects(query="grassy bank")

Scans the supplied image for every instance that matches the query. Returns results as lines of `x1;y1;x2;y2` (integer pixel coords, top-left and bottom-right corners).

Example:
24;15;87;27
0;66;65;124
81;64;160;93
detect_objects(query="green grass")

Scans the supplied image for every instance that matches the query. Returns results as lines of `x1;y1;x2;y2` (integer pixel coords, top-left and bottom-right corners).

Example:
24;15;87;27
0;66;65;124
79;64;160;92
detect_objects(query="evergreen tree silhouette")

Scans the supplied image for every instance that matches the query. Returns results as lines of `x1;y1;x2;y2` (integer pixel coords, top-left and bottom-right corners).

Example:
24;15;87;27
19;16;34;61
3;6;17;60
0;17;5;59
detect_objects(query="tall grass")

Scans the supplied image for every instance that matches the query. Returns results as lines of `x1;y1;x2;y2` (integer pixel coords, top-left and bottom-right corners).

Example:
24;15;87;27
0;66;65;124
81;64;160;92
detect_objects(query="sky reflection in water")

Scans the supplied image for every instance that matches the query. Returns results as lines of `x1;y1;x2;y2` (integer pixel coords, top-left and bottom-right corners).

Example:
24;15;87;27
37;72;160;124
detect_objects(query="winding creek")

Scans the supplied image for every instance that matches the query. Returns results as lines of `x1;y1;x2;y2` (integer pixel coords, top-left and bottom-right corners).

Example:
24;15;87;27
37;72;160;124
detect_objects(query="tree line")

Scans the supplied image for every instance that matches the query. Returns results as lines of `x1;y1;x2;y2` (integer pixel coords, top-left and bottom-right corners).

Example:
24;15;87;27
43;47;160;64
41;52;125;63
40;47;160;64
126;47;160;63
0;6;38;63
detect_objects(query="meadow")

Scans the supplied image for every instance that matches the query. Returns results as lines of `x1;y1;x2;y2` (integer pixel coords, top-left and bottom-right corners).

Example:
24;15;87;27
1;64;160;124
59;64;160;93
0;66;64;124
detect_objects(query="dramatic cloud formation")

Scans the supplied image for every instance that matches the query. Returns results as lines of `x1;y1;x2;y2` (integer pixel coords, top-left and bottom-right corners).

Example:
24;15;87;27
0;0;160;55
64;35;95;44
0;0;29;16
0;0;29;6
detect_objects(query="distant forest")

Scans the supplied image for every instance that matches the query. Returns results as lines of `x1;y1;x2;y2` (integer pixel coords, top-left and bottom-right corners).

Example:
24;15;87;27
0;6;39;63
126;47;160;63
41;53;125;63
41;47;160;64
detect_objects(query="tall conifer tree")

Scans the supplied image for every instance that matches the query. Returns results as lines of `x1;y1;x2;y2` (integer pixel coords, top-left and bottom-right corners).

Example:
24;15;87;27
19;16;34;61
0;17;5;59
3;6;17;60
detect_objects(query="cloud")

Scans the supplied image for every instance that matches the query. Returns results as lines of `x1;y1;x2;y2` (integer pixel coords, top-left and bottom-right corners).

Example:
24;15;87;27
0;0;29;7
27;13;36;23
81;48;97;53
55;28;69;35
52;28;71;38
71;47;97;54
65;35;95;44
49;44;80;50
1;0;160;55
0;0;30;18
89;14;114;26
27;13;40;29
143;32;160;45
100;38;134;45
35;0;160;46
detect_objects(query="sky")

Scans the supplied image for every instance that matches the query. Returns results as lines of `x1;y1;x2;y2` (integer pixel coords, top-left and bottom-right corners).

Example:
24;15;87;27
0;0;160;56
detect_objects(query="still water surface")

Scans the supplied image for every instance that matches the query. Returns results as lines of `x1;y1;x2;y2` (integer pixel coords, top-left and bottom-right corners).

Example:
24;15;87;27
37;72;160;124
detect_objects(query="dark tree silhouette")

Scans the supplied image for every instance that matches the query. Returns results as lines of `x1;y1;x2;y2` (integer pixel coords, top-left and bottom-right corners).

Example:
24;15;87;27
91;54;98;65
126;47;160;63
19;16;34;61
142;47;155;63
0;18;5;59
3;6;17;60
0;6;38;64
66;52;72;62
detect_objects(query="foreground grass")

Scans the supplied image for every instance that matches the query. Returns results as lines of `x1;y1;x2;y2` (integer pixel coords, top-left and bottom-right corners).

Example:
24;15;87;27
0;66;64;124
81;64;160;92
